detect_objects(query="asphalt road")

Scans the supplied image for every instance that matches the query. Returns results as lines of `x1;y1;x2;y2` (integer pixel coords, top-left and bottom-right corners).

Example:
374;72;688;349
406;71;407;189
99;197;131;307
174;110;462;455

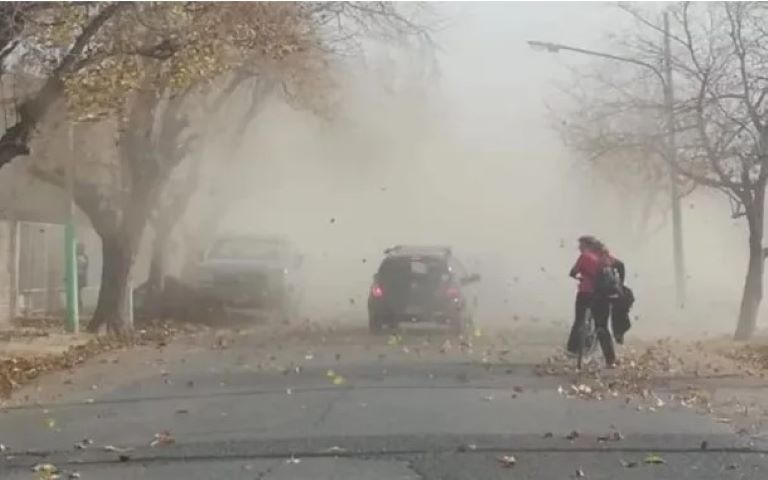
1;321;767;479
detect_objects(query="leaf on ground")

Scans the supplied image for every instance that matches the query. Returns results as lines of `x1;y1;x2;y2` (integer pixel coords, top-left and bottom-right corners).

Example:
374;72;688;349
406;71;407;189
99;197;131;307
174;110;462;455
286;456;301;464
597;431;623;442
73;438;93;450
332;375;346;385
32;463;58;473
45;418;56;429
497;455;516;467
103;445;133;453
150;431;176;447
565;430;580;440
644;454;665;464
620;459;638;468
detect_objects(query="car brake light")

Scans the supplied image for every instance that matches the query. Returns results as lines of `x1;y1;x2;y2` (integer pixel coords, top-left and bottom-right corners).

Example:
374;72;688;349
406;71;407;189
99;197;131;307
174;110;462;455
371;284;384;298
446;286;460;298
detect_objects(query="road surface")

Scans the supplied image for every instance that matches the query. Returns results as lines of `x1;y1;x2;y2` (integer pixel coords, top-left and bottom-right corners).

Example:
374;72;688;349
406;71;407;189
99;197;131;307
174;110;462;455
1;320;766;479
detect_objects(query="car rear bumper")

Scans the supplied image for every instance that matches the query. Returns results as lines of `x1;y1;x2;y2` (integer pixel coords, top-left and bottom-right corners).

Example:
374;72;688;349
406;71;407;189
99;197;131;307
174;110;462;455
368;299;463;323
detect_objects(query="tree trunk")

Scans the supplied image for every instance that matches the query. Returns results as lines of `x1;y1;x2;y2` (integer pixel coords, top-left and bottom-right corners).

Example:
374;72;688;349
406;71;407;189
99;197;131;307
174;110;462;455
88;233;133;335
146;222;171;317
734;188;766;340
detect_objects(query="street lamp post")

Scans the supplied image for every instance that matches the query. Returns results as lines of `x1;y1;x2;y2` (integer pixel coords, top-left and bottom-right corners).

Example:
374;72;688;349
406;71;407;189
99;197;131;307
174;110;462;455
65;122;79;333
528;15;687;307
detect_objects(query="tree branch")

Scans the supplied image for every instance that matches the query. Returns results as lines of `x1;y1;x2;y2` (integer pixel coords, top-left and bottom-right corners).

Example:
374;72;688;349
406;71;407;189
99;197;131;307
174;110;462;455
0;3;126;170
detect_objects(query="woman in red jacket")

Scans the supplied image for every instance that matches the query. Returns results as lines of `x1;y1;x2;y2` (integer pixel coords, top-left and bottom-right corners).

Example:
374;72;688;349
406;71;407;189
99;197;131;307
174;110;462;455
566;236;616;367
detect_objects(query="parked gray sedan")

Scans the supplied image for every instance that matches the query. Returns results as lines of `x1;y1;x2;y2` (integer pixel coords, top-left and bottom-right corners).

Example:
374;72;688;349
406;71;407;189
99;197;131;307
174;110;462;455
193;235;304;320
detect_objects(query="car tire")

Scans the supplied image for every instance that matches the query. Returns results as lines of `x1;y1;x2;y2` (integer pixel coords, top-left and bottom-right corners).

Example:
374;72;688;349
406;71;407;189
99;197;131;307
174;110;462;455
369;312;395;334
369;315;384;334
451;315;473;335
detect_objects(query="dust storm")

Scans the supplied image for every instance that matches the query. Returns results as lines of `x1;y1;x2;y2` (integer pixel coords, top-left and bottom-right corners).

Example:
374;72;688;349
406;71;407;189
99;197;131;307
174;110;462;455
156;2;748;339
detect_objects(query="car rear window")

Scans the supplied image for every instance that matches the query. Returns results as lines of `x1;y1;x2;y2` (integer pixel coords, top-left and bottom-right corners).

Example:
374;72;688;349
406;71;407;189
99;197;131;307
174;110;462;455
379;256;448;281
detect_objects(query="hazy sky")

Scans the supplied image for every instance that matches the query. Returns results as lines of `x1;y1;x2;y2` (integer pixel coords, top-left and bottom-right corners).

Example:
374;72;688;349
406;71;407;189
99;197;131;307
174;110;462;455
436;2;628;150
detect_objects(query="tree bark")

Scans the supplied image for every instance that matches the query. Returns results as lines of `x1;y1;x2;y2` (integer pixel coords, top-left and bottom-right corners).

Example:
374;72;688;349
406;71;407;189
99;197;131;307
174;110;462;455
734;186;766;340
146;221;171;316
88;232;133;335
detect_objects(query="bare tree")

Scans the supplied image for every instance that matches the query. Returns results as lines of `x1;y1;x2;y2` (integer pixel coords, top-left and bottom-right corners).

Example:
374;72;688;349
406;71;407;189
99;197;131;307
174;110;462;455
26;2;435;334
553;76;696;246
557;2;768;339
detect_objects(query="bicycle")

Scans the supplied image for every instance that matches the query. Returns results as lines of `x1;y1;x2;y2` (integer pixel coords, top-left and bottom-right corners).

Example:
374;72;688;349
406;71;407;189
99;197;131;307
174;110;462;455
575;307;598;370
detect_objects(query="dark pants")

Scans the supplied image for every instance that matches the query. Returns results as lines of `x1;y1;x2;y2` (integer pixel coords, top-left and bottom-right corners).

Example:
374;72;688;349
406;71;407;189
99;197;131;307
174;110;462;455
567;292;616;365
78;275;86;311
610;287;634;344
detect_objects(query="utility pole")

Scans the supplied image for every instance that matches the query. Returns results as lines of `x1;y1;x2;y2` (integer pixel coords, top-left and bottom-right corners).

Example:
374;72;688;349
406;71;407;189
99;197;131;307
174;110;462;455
663;12;686;307
528;28;688;307
65;122;79;333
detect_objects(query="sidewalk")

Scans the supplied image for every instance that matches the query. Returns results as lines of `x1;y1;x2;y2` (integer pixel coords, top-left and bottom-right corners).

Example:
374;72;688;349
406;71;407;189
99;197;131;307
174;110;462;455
0;317;182;402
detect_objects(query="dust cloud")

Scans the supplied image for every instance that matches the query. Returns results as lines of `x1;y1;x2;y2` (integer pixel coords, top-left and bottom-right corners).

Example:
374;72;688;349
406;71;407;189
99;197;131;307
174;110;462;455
173;3;750;338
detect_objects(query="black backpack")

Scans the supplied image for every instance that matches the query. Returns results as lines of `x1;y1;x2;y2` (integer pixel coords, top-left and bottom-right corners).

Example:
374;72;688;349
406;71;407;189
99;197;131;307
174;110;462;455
594;262;622;297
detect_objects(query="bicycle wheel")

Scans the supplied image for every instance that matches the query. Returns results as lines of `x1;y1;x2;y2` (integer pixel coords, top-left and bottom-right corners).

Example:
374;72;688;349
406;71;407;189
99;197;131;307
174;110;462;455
576;308;598;370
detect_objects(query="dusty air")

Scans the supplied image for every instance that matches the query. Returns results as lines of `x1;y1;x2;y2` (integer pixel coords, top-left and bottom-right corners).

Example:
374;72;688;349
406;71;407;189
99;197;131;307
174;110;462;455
0;2;765;479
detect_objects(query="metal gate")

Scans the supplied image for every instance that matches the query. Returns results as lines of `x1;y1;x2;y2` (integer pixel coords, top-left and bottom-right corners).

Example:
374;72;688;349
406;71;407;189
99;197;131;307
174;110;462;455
18;221;65;316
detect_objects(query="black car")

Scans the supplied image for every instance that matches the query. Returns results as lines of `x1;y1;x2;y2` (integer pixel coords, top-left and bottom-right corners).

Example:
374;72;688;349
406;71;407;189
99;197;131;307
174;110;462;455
367;245;481;334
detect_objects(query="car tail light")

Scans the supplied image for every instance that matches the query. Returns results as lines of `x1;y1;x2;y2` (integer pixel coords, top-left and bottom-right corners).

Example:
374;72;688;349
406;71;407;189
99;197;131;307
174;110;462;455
371;284;384;298
446;286;460;298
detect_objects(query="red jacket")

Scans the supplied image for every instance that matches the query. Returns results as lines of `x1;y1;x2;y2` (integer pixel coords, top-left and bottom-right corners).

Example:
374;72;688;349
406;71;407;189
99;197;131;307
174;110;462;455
571;251;600;293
